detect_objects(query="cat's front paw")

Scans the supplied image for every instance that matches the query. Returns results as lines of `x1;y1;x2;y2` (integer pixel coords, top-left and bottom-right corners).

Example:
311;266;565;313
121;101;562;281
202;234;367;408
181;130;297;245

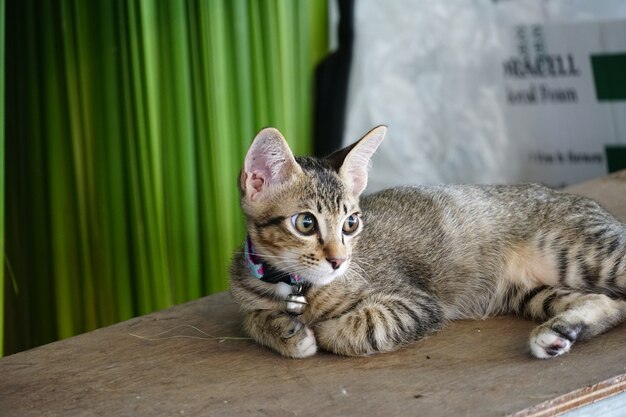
293;327;317;358
281;319;317;358
315;316;376;357
245;310;317;359
529;326;573;359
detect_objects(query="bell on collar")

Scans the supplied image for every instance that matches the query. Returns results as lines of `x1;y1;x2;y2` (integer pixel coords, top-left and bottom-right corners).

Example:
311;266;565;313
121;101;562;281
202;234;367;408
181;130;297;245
285;293;307;315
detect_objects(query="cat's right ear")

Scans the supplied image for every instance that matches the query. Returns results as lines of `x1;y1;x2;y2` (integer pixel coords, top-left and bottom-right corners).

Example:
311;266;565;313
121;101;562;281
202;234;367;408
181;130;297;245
241;128;302;202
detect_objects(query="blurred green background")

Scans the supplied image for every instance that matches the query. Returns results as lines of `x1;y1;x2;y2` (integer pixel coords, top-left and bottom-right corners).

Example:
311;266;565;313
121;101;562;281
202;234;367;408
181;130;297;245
2;0;328;356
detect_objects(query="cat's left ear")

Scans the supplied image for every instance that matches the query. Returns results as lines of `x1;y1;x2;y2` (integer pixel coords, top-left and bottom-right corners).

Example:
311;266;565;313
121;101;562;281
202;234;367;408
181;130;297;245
327;125;386;197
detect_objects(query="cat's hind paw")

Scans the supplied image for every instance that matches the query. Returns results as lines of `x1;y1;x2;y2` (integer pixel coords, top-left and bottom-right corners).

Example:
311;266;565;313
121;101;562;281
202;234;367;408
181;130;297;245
529;327;573;359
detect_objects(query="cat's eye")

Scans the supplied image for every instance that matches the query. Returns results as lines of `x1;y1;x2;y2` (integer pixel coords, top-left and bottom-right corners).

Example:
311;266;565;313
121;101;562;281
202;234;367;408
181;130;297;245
342;214;360;235
292;213;316;235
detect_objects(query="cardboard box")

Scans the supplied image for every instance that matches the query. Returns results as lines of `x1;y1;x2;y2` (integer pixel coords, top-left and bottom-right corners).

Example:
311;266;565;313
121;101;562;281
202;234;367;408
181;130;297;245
500;20;626;187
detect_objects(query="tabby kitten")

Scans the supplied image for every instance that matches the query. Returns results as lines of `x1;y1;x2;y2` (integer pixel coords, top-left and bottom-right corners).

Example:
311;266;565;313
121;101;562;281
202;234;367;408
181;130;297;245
230;126;626;359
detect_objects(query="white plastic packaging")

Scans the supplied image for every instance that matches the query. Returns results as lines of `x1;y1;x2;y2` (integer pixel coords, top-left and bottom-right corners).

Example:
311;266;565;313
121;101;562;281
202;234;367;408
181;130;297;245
342;0;626;191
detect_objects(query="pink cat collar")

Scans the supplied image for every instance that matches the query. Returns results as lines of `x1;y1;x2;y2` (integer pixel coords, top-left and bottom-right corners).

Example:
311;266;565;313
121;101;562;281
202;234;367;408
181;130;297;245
245;236;303;285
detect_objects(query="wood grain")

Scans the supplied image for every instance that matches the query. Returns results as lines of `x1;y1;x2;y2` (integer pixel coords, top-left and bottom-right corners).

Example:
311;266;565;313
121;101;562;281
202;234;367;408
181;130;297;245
1;171;625;417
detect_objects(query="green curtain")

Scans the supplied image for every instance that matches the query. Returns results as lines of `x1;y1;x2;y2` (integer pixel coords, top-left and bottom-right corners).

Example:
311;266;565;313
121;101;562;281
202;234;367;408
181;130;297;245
4;0;328;355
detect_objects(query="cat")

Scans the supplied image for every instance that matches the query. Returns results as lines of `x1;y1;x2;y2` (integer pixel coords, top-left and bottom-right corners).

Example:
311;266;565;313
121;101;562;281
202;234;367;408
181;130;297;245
230;126;626;359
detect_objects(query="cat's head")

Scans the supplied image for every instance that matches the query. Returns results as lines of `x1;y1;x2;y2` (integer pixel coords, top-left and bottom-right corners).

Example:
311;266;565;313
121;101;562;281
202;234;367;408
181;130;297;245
239;126;386;286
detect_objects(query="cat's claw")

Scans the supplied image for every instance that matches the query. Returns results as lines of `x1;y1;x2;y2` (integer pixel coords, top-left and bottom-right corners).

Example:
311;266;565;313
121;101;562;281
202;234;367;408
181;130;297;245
293;327;317;358
529;328;572;359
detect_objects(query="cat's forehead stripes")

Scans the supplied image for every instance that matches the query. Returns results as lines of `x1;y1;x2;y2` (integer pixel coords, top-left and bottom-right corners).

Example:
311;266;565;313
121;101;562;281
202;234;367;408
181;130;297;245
295;156;350;215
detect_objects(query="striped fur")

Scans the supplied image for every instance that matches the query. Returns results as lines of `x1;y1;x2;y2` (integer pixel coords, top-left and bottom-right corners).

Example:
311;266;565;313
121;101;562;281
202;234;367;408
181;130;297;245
230;127;626;358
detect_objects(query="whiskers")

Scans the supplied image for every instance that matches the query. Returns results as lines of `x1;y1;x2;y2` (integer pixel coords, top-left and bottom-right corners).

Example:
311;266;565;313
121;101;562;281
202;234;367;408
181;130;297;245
235;249;372;286
344;262;369;285
235;249;307;284
128;324;251;342
234;250;298;271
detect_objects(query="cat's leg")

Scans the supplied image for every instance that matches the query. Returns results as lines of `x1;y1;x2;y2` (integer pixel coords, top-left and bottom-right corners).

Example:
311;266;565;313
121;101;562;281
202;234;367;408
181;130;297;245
513;286;626;358
312;288;444;356
243;310;317;358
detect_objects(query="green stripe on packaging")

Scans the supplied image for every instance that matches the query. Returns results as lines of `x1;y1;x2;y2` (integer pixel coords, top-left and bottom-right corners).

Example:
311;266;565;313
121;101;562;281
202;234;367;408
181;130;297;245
605;145;626;173
591;53;626;101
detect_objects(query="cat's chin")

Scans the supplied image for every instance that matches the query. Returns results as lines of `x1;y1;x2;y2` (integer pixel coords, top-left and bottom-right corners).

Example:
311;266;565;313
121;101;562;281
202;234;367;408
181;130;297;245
307;274;337;287
304;265;348;287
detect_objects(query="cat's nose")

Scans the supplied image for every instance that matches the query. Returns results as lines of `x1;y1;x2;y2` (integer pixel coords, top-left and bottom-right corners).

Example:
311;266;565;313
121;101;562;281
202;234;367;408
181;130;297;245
326;257;346;270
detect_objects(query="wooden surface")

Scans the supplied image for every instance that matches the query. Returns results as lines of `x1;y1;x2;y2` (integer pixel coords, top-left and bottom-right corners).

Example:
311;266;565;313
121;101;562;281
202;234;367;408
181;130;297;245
2;171;626;417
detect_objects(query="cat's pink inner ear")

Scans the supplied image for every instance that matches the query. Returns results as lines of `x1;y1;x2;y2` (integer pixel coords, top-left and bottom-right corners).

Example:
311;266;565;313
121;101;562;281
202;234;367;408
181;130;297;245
248;172;266;201
243;128;300;201
341;126;386;197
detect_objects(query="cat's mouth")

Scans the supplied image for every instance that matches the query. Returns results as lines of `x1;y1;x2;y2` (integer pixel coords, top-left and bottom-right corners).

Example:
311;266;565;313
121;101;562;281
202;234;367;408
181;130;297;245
300;260;350;286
